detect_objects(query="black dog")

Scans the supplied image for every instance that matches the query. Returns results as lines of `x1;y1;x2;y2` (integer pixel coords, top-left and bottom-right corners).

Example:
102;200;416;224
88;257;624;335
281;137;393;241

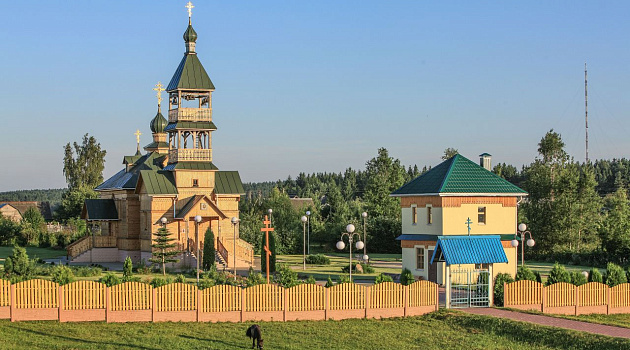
245;324;263;349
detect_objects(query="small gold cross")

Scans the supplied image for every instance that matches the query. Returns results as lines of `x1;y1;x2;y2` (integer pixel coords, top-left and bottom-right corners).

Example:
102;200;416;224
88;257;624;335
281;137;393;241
186;1;194;18
153;81;165;106
134;129;142;144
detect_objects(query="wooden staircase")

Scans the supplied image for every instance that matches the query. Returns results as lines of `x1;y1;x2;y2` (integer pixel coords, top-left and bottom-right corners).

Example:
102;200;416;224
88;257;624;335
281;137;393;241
217;237;254;268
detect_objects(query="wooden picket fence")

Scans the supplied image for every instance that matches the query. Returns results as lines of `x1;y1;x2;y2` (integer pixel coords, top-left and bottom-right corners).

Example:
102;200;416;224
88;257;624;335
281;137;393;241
504;281;630;315
0;279;438;323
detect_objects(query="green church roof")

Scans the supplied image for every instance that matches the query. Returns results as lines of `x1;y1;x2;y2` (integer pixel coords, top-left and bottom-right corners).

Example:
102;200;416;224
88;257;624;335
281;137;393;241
167;53;215;91
215;171;245;195
138;170;178;195
164;121;217;132
391;154;527;196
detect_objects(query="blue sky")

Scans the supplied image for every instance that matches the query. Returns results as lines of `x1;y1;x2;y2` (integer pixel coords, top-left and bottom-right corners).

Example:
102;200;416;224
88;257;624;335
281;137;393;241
1;1;630;191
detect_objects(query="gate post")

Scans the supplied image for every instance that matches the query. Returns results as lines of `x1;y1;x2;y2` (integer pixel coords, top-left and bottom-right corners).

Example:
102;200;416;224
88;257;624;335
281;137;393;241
445;265;451;309
488;264;494;306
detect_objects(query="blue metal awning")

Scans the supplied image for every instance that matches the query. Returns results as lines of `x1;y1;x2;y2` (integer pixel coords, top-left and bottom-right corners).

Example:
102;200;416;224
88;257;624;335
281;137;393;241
430;235;508;265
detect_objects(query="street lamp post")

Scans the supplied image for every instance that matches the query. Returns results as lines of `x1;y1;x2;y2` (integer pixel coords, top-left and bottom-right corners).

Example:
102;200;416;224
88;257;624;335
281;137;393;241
231;217;239;280
268;209;273;225
306;210;311;255
511;223;535;267
194;215;202;285
361;212;368;262
336;224;364;281
301;216;307;270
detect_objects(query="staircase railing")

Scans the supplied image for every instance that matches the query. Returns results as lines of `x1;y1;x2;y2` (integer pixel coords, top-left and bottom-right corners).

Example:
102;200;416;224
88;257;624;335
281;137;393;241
217;238;228;266
217;237;254;267
66;235;118;259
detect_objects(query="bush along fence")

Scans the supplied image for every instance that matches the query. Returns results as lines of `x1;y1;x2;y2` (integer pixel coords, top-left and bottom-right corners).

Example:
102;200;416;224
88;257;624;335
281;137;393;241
0;279;438;323
504;280;630;315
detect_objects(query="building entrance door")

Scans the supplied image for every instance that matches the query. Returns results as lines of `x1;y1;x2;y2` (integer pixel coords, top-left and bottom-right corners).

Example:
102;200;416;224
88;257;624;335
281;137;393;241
427;250;438;283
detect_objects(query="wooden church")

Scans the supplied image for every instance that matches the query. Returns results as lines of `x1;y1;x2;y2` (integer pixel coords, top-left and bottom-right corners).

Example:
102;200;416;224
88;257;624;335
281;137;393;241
68;4;253;268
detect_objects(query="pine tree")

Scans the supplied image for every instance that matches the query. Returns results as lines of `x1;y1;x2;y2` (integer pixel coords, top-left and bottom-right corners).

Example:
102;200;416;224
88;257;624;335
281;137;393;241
149;226;180;275
202;228;215;270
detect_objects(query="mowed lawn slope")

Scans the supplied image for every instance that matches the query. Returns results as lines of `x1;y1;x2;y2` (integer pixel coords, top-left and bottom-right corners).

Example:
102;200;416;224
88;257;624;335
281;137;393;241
0;311;628;350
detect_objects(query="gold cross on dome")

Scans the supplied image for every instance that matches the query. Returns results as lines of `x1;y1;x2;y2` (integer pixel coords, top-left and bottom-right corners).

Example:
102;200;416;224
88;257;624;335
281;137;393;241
186;1;194;18
153;81;165;106
134;129;142;144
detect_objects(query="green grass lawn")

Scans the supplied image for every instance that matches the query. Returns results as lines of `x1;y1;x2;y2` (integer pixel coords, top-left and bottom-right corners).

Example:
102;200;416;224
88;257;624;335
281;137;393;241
0;246;66;262
276;254;400;282
0;310;627;349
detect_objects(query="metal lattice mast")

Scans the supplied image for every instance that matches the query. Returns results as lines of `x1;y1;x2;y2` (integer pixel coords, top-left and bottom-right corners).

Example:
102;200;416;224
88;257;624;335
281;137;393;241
585;62;589;163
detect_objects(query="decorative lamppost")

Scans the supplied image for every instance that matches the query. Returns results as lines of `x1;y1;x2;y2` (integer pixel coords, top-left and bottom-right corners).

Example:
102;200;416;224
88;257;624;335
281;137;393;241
306;210;311;255
231;217;239;280
301;215;307;270
160;217;167;227
336;224;364;281
194;215;202;284
267;209;273;225
511;223;535;267
361;212;368;262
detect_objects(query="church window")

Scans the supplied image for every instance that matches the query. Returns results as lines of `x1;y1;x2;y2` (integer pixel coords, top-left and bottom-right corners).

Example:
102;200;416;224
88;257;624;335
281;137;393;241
416;248;425;270
478;207;486;224
192;179;199;187
427;206;433;224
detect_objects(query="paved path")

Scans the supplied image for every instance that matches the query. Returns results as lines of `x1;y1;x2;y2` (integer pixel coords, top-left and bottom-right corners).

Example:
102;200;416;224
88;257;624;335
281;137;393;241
462;308;630;339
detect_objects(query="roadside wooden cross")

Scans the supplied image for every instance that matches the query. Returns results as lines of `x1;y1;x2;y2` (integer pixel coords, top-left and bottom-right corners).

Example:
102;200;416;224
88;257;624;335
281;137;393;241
261;215;274;284
465;217;473;236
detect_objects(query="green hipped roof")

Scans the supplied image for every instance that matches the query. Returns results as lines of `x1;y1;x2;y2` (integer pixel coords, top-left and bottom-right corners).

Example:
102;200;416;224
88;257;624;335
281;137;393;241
82;199;118;221
167;53;215;91
391;154;527;196
143;141;169;151
138;170;178;195
215;171;245;195
164;121;217;131
162;162;219;171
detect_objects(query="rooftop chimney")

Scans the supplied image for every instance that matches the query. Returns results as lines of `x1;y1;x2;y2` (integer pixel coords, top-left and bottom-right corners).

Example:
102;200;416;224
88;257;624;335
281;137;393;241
479;153;492;171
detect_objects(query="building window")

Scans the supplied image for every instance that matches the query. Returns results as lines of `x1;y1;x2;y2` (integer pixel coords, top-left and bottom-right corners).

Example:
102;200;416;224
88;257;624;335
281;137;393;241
427;206;433;224
192;179;199;187
475;263;489;270
416;248;425;270
412;205;417;224
478;206;486;224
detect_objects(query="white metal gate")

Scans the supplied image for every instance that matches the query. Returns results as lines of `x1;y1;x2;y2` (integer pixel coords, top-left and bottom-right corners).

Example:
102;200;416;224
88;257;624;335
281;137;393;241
450;269;490;308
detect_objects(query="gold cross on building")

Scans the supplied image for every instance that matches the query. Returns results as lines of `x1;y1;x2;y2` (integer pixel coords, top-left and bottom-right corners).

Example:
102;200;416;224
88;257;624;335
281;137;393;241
134;129;142;145
153;81;165;106
186;1;194;18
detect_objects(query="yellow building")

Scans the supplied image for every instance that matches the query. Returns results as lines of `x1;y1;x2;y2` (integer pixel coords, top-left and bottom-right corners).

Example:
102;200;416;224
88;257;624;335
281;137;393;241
391;153;527;287
68;7;252;268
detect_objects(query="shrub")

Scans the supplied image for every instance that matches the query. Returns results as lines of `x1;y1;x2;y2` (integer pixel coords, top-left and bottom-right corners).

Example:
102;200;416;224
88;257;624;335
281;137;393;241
516;266;537;281
374;273;393;284
493;273;514;307
341;263;374;274
150;277;173;288
604;262;627;287
400;268;415;286
99;273;122;287
273;264;299;288
305;254;330;265
122;257;133;282
304;275;317;284
246;268;265;287
51;265;75;285
546;263;571;286
588;268;603;283
135;259;152;275
71;266;102;277
325;276;334;288
175;274;187;284
627;266;630;283
570;271;587;286
4;246;35;282
198;275;215;290
337;274;352;284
